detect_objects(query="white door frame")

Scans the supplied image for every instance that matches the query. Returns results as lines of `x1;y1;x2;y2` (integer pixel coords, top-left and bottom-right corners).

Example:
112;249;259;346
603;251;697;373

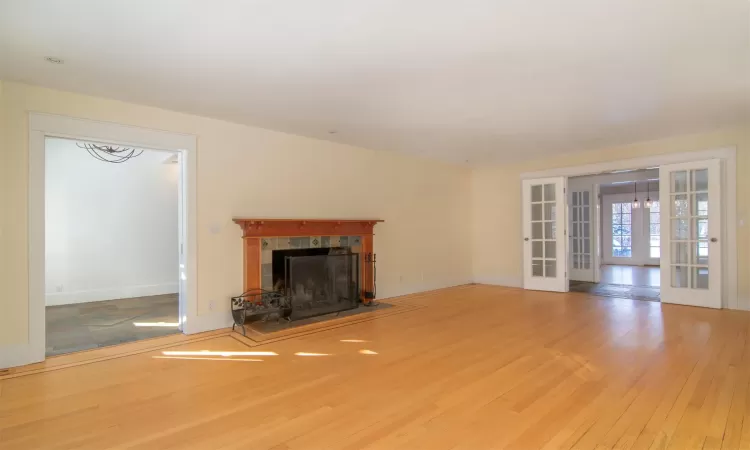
520;147;738;310
26;113;198;366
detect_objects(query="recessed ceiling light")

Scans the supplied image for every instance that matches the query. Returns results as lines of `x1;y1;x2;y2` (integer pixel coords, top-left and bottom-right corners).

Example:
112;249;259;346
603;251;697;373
45;57;64;64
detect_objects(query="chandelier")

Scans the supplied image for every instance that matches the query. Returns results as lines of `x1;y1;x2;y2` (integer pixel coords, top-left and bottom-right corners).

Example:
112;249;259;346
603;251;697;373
76;142;143;163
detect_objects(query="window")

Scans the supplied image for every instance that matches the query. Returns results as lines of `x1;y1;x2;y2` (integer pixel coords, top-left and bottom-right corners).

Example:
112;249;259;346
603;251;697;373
612;202;632;257
649;201;660;258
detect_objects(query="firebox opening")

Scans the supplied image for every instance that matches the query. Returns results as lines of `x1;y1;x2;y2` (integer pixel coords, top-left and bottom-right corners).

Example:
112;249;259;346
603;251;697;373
271;246;360;321
272;247;337;291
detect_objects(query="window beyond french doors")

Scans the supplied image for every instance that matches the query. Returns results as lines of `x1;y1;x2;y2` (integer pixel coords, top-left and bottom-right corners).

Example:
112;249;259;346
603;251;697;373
612;202;632;258
649;201;661;259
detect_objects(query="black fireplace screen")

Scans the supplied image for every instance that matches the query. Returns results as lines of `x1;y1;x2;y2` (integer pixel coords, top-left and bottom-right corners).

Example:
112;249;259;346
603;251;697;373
284;252;359;320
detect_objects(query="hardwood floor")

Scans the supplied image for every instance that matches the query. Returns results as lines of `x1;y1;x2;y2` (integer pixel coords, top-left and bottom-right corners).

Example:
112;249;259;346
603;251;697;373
600;265;661;287
2;284;750;449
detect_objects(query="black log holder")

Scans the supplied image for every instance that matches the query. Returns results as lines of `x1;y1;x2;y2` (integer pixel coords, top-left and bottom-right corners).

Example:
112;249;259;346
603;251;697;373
230;288;292;336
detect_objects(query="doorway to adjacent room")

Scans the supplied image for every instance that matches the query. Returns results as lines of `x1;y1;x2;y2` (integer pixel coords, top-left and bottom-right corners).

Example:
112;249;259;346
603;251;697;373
44;137;182;356
567;170;661;302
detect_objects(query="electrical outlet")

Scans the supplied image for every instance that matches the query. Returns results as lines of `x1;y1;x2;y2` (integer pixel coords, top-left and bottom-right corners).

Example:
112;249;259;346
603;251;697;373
56;285;64;293
209;299;215;311
399;275;404;283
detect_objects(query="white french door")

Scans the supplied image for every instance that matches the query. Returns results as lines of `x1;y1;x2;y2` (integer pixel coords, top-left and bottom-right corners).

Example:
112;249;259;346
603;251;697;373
660;160;722;308
523;177;568;292
569;188;595;282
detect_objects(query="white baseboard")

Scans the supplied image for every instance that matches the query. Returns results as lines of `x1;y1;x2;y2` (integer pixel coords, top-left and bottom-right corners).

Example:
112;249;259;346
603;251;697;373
0;342;43;370
182;309;234;335
45;283;179;306
473;276;523;288
377;278;473;300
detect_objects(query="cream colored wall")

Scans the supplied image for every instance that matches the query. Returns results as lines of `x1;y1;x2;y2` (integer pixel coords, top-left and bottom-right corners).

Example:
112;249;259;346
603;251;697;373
471;125;750;306
0;81;473;346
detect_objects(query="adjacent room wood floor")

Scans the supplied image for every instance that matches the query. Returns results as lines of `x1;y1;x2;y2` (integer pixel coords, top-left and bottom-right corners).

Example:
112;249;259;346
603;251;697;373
2;284;749;449
46;293;180;356
600;265;661;287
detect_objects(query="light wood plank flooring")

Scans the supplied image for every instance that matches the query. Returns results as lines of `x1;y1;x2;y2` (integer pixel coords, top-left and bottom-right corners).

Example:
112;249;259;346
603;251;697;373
601;265;661;287
2;284;750;449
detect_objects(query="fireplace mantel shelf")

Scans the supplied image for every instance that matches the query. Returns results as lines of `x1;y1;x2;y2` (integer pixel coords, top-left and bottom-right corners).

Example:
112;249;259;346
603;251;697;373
232;218;384;238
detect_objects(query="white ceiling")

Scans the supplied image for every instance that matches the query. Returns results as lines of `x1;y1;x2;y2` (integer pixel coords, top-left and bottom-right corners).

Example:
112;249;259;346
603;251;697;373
1;0;748;164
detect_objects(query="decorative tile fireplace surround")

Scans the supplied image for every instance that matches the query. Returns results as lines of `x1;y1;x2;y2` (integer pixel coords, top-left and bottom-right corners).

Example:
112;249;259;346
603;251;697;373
233;219;383;304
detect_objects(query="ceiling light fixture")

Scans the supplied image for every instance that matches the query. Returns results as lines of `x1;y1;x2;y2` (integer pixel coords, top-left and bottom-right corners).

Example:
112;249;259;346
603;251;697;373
632;181;640;209
645;180;653;208
45;56;64;64
76;142;144;163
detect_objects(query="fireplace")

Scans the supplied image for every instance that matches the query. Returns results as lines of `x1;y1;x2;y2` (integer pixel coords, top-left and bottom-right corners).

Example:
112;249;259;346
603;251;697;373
232;219;383;311
275;248;360;320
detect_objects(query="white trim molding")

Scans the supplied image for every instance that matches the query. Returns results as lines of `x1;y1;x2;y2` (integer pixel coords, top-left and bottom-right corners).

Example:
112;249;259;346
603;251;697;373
520;147;738;310
1;113;199;369
474;276;524;288
45;283;179;306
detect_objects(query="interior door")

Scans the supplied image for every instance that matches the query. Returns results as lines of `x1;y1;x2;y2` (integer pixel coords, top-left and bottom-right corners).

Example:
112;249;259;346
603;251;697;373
660;160;722;308
523;177;568;292
569;188;595;282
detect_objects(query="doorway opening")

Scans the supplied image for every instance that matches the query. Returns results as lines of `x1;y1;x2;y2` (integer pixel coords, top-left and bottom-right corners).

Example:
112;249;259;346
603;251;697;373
522;149;734;310
567;169;661;302
44;137;181;356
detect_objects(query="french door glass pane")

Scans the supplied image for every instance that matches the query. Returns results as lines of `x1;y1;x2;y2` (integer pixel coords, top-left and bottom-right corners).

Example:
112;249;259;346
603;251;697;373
693;193;708;216
532;259;543;277
530;182;559;280
544;203;556;220
544;260;557;277
543;184;555;201
531;185;543;202
668;168;711;289
532;222;543;239
693;169;708;191
532;204;542;221
692;267;709;289
693;241;709;265
544;222;555;239
671;265;689;288
671;171;688;193
544;241;556;259
671;219;689;240
671;242;689;264
671;195;688;217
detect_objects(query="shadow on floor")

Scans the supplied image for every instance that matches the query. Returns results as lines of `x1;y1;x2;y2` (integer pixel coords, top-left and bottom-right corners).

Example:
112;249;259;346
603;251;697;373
243;301;393;335
46;293;180;356
569;281;660;302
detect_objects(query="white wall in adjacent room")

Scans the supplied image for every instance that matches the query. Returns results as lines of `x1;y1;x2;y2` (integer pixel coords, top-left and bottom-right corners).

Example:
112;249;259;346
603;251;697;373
44;137;178;305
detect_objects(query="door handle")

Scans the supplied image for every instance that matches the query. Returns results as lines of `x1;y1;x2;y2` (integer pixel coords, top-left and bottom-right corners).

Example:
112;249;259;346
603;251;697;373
710;237;718;243
524;237;529;241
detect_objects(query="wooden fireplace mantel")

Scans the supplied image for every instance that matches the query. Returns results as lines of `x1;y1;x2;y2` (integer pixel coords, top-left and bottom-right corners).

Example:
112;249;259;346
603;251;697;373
232;218;383;304
232;218;383;238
